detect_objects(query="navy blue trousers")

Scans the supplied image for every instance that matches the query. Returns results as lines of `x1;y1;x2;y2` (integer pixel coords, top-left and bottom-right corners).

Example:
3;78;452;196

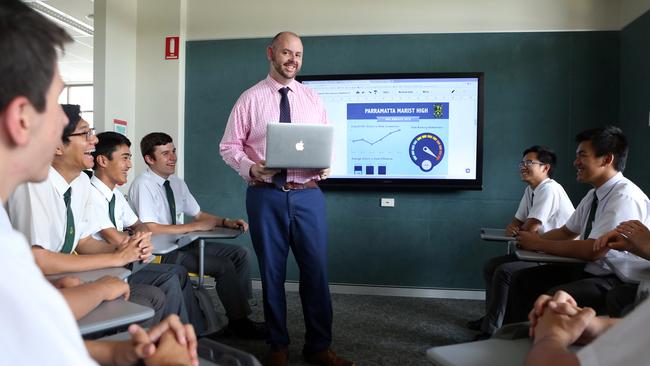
246;186;332;353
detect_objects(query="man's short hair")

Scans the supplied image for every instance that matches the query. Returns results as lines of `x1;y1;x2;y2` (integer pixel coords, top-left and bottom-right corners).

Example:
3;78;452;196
61;104;82;144
0;0;71;112
140;132;173;163
575;126;628;172
92;132;132;170
523;145;557;178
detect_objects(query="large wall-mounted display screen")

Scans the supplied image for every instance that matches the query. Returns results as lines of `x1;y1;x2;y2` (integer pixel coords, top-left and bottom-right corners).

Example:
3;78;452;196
299;73;483;189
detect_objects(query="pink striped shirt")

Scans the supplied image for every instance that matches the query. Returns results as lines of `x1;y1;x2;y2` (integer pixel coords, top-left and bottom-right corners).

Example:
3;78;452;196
220;75;329;184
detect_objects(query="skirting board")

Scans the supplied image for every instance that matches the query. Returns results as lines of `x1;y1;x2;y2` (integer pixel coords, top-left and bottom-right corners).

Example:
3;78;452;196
251;280;485;300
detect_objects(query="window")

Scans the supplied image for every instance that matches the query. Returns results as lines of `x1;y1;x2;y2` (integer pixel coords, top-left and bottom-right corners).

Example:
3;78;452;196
58;84;93;125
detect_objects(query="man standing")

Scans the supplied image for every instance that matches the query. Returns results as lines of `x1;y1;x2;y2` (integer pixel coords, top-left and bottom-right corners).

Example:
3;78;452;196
468;145;574;338
220;32;354;366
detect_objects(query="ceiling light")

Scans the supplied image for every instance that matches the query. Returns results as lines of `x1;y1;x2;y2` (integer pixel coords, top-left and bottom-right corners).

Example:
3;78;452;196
28;1;94;37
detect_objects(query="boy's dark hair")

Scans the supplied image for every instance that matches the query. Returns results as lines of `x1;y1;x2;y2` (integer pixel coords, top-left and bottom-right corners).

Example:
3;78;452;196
61;104;82;144
140;132;173;163
522;145;557;178
0;0;72;112
575;126;628;172
92;132;132;170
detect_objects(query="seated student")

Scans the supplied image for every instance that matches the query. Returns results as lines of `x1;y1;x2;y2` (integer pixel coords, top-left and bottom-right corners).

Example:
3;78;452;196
468;145;574;338
89;130;209;334
0;1;196;364
506;126;649;323
128;132;266;339
526;290;649;366
8;105;187;326
594;220;650;316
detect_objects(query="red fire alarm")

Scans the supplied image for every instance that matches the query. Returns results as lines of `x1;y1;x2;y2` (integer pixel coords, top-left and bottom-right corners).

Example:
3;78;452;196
165;36;180;60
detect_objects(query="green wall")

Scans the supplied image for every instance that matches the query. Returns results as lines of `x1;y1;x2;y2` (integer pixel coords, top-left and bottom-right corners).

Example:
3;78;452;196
184;31;619;289
620;10;650;195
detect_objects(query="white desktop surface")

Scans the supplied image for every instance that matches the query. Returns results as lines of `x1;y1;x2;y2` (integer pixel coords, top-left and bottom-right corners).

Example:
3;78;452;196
480;228;515;242
515;249;585;264
78;299;154;335
46;267;131;283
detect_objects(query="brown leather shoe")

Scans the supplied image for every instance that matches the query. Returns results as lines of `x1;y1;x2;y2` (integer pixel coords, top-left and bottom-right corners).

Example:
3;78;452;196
303;349;355;366
265;349;288;366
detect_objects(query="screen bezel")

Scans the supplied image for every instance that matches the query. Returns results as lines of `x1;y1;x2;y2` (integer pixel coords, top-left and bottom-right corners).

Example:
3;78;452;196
297;72;484;190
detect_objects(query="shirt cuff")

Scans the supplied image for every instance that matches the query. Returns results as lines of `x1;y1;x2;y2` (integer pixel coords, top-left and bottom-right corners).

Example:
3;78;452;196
239;158;256;181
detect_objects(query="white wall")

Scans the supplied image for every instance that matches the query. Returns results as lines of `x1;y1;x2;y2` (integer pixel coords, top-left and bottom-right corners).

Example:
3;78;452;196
94;0;138;186
187;0;623;40
134;0;187;179
621;0;650;28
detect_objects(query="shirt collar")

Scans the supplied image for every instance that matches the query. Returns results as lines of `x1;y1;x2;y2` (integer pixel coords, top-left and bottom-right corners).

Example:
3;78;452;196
49;166;71;197
90;175;114;201
595;172;624;200
145;168;169;187
264;74;297;93
532;178;551;193
0;200;10;231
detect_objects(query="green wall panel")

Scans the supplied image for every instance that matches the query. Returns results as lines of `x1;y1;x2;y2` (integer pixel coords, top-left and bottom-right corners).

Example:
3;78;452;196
620;10;650;194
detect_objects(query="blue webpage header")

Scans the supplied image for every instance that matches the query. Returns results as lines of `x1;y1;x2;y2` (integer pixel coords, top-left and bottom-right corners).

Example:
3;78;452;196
347;103;449;120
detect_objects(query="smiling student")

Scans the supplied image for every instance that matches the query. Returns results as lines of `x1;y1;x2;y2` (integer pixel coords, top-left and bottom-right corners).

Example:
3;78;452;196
89;131;212;334
468;145;574;338
129;132;266;340
506;126;649;323
8;105;191;327
0;1;196;364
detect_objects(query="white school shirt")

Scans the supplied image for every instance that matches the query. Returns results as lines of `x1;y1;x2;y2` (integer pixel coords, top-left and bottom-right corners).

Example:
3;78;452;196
89;175;139;240
564;173;649;275
8;167;99;252
0;204;97;365
128;168;201;225
514;178;575;234
577;297;650;366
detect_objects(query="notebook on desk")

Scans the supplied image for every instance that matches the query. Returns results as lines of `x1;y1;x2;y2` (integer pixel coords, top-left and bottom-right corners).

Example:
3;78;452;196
264;123;333;169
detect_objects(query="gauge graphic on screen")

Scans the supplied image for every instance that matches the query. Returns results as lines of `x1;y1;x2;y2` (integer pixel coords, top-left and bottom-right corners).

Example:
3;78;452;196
409;133;445;172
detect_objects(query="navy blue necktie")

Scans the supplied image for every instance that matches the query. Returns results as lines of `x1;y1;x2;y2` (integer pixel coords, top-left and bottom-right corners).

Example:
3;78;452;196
274;87;291;187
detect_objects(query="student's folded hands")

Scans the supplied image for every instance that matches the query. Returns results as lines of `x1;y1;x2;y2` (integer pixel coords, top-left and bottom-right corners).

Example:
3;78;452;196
110;314;198;366
516;231;540;250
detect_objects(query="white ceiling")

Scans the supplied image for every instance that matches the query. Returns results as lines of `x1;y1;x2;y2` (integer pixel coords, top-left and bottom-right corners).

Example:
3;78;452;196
32;0;95;84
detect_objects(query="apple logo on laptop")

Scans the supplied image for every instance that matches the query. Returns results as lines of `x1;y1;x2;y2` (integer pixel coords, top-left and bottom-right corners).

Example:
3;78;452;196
295;140;305;151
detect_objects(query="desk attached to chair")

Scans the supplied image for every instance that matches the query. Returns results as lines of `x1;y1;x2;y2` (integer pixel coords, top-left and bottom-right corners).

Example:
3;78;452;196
151;227;244;288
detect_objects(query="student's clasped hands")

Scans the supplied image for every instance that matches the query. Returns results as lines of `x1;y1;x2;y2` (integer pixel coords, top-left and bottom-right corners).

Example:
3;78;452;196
110;314;198;366
117;231;153;264
528;291;604;346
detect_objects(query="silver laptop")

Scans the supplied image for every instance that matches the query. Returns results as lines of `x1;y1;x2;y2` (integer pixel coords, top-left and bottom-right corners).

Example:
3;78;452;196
265;123;333;169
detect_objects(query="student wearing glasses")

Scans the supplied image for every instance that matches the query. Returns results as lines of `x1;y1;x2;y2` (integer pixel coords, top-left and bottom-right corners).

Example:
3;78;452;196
0;1;196;364
468;145;574;339
507;126;649;324
8;104;189;326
